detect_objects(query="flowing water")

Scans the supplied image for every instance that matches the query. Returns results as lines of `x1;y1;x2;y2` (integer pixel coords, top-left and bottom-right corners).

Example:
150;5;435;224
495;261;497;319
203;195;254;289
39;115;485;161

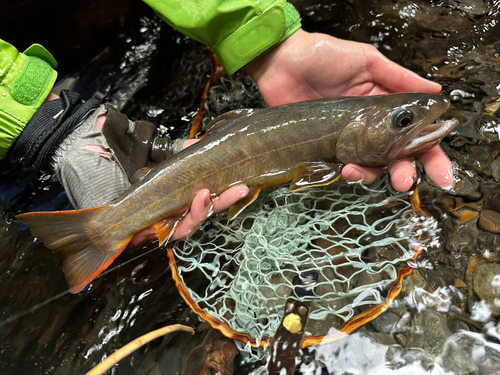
2;1;500;374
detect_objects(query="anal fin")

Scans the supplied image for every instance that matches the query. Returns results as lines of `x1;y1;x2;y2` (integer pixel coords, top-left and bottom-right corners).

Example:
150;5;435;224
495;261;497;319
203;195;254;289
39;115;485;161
289;162;343;191
228;186;262;220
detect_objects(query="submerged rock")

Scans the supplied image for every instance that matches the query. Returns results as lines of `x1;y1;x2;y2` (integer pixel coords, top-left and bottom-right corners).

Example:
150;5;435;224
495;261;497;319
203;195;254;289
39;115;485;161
473;263;500;315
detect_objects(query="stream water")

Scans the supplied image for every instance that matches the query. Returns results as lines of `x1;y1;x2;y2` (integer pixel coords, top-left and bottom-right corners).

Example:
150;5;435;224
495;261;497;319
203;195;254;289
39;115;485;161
2;1;500;374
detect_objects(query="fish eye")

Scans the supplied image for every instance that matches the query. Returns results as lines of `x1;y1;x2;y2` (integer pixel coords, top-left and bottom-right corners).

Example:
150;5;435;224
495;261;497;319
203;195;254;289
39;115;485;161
392;108;414;128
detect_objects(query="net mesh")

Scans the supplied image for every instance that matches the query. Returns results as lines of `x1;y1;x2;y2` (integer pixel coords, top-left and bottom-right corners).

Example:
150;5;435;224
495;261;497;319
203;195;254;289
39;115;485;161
171;178;430;360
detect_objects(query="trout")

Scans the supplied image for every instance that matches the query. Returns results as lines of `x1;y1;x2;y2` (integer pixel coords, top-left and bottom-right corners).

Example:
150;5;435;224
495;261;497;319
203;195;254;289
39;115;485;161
17;94;458;293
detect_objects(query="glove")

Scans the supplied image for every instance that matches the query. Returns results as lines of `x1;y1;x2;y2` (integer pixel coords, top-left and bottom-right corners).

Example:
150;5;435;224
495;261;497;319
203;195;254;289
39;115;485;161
11;89;184;210
0;39;57;160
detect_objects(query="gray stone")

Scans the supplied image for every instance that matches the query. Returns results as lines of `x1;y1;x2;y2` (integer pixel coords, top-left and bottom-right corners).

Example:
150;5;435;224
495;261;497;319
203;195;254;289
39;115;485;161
363;331;397;347
401;271;430;296
370;311;401;334
408;309;453;357
473;263;500;315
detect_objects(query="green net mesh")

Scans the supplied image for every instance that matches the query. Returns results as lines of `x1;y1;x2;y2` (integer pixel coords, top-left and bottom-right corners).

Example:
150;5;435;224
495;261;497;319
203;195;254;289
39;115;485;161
171;178;433;360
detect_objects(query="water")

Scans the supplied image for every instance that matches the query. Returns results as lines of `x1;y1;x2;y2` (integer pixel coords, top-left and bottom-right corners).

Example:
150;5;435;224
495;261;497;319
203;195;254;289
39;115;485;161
2;0;500;374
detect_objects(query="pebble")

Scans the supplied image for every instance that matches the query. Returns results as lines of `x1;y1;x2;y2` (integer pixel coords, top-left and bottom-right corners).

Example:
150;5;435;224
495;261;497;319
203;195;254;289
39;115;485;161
473;263;500;315
478;209;500;233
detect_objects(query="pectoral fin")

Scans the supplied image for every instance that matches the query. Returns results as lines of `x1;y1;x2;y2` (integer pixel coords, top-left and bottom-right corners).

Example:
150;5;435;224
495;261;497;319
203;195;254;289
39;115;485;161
228;186;262;220
289;162;343;191
154;211;187;245
130;167;151;184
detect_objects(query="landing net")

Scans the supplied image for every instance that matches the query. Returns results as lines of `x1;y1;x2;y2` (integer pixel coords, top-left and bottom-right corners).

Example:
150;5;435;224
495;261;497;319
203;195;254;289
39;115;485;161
170;178;434;360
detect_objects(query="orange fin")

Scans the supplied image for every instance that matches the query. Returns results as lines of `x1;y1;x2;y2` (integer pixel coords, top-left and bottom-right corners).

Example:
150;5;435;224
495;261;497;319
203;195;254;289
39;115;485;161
154;213;186;245
289;162;343;191
17;205;132;293
228;186;262;220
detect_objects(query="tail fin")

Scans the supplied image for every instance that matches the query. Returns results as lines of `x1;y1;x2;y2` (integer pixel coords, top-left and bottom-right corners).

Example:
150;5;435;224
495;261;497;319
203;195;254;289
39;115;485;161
17;205;132;293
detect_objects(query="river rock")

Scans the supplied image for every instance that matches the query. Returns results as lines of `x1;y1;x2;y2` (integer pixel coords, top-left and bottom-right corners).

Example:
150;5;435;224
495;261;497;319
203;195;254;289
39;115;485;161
408;309;453;357
479;209;500;233
473;263;500;315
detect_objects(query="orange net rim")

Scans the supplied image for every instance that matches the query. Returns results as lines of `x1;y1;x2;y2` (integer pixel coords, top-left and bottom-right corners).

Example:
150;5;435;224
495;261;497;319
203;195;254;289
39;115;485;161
167;185;427;349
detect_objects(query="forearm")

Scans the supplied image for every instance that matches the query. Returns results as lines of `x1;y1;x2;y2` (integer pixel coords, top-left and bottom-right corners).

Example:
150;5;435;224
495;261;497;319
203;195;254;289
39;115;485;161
142;0;301;74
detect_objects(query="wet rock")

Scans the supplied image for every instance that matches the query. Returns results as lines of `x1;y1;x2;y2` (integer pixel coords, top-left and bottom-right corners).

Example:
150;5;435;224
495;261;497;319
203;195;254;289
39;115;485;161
408;309;453;357
401;271;430;296
441;343;479;374
448;173;482;201
363;331;397;347
479;209;500;233
473;263;500;314
440;331;500;375
370;311;401;334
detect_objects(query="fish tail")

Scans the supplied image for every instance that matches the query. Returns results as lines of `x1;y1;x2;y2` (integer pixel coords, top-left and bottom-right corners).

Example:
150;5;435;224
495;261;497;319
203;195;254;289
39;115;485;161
17;205;132;293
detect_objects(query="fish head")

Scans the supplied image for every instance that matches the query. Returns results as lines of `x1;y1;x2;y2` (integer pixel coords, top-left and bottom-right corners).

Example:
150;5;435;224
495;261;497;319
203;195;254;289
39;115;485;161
335;94;459;167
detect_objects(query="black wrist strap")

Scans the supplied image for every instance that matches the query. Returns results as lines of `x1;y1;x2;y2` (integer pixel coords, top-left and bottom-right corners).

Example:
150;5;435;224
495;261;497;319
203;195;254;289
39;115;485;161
9;90;109;171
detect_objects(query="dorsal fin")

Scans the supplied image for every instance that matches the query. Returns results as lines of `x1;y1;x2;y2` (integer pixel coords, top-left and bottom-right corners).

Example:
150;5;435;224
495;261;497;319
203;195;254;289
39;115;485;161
205;108;261;135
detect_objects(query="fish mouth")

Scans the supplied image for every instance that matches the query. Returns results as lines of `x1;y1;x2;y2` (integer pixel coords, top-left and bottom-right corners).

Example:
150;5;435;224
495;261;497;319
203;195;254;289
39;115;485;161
403;118;459;154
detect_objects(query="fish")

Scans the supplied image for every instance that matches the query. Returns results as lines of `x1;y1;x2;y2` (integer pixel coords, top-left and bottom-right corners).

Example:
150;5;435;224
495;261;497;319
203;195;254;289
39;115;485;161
17;93;459;293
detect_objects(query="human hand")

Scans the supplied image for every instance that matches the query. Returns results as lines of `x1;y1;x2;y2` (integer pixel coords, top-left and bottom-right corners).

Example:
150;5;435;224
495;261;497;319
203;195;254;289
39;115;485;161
246;29;453;192
127;138;249;247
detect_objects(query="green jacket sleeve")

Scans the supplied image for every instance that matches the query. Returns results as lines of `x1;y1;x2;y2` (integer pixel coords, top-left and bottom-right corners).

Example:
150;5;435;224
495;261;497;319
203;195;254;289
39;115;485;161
0;39;57;160
142;0;301;75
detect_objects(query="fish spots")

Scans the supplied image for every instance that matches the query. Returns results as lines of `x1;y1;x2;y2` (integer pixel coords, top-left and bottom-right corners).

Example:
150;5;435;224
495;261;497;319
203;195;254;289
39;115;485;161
233;171;237;175
148;204;153;209
190;171;194;175
145;218;149;222
268;156;272;161
239;150;243;156
172;190;176;194
203;172;207;177
178;179;181;183
212;164;217;169
178;192;183;198
219;181;222;186
185;188;189;194
246;161;250;166
122;216;127;222
135;213;141;217
265;168;269;172
257;156;261;160
236;163;240;168
165;196;169;200
127;206;131;211
281;153;285;157
325;144;330;149
115;224;120;229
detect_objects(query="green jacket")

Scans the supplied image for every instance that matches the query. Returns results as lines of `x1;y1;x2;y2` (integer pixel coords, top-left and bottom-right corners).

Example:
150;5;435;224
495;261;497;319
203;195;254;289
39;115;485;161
0;0;301;160
143;0;301;75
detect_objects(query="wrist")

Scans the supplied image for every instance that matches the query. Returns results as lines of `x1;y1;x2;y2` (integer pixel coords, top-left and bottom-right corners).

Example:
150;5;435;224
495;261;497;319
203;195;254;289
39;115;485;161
214;1;301;75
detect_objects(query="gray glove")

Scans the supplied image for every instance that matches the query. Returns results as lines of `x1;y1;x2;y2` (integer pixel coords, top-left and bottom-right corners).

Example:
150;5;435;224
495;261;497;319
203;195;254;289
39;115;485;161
51;104;184;209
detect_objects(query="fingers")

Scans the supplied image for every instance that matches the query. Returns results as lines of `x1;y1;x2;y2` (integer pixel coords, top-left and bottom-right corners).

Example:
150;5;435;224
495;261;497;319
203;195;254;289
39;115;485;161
342;164;384;185
418;145;454;189
387;159;418;192
367;48;442;95
212;185;249;211
343;145;454;192
171;185;249;240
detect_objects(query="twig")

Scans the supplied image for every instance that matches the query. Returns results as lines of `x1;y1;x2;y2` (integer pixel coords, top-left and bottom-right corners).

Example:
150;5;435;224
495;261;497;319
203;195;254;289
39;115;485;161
85;324;195;375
